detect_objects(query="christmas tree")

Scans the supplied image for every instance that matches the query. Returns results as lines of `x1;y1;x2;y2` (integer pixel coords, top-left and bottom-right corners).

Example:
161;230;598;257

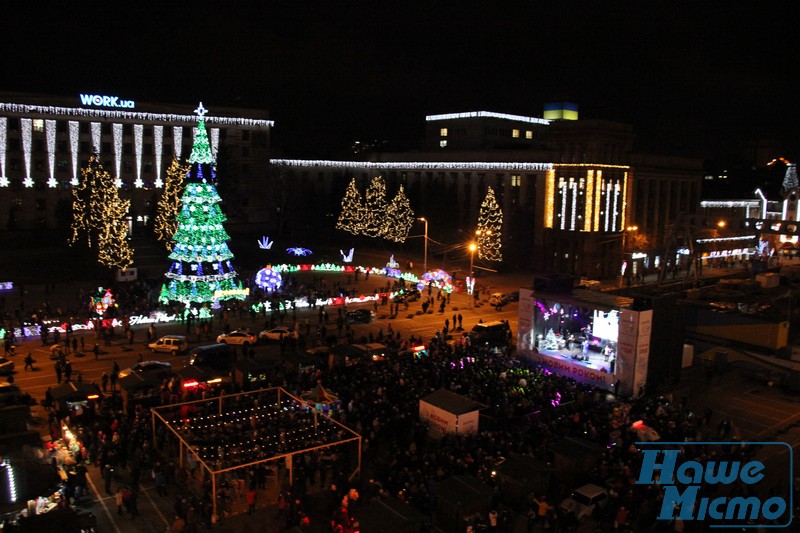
383;185;415;242
540;329;559;351
159;103;244;306
69;153;133;268
336;178;366;235
154;156;189;250
363;176;388;238
477;186;503;261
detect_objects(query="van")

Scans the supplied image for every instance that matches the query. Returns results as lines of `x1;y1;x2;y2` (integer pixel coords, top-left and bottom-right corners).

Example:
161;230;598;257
351;343;391;362
470;321;511;346
148;335;188;355
188;343;234;373
489;293;509;306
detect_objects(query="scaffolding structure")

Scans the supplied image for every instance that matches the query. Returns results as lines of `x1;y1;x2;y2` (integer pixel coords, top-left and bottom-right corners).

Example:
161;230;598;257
151;387;361;519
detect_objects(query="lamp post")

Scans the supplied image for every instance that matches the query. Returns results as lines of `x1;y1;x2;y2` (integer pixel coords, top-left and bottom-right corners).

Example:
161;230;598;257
468;242;477;308
418;217;428;275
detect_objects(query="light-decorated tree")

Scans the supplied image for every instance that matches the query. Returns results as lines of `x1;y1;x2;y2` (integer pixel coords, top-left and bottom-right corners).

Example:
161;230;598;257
159;103;244;306
336;178;367;235
363;176;388;238
154;155;189;250
69;153;134;268
383;185;415;242
540;328;559;350
477;186;503;261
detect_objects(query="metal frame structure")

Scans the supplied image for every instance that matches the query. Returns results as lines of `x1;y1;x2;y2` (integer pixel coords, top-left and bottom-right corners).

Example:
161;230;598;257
151;387;361;519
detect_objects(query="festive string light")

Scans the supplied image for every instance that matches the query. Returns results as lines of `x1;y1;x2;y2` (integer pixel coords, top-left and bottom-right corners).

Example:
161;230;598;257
363;176;388;238
425;111;551;125
0;117;6;186
46;119;56;183
210;127;219;160
134;124;143;182
336;178;366;235
69;121;79;185
273;159;552;171
113;123;123;179
21;118;31;182
173;126;183;160
255;266;282;292
383;185;415;242
154;156;189;250
154;125;163;187
91;122;101;154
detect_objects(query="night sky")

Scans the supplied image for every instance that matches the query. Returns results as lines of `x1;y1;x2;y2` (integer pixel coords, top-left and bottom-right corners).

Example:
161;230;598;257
3;3;799;161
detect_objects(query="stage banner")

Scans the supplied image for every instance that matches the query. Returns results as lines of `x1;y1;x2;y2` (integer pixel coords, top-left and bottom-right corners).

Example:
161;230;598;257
518;289;535;356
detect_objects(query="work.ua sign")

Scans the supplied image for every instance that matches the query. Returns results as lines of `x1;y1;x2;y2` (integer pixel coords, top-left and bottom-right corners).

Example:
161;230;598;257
79;94;135;109
636;441;792;528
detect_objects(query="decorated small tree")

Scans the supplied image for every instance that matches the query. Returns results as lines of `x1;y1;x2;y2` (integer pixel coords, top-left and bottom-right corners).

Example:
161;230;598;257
159;103;244;306
540;328;559;351
383;185;415;243
363;176;388;238
336;178;367;235
154;155;189;250
477;186;503;261
69;153;133;268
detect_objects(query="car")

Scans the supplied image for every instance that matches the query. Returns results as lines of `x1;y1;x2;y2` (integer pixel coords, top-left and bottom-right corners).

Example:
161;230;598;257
394;288;421;304
0;357;14;375
501;291;520;304
259;326;299;342
148;335;188;355
118;361;173;380
216;330;256;346
469;321;511;346
346;309;375;324
559;484;610;521
489;292;509;306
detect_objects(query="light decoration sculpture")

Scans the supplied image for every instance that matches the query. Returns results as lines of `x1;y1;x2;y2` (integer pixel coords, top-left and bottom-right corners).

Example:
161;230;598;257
46;119;56;186
21;118;31;185
159;103;244;306
154;125;163;188
382;184;415;242
91;287;115;316
336;178;366;235
255;266;282;292
363;176;388;238
340;248;354;262
287;247;313;257
418;269;454;293
258;236;274;250
0;117;6;187
477;186;503;261
69;121;80;186
154;156;188;250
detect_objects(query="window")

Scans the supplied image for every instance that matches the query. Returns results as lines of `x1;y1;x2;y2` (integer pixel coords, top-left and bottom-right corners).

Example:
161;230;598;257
144;144;152;155
512;129;520;138
144;126;152;137
123;143;132;155
57;140;68;153
102;123;111;135
33;119;44;132
440;128;448;137
80;141;90;153
57;122;67;133
440;140;448;148
10;159;19;170
526;130;533;139
35;140;45;153
58;159;68;171
143;162;153;173
35;160;45;172
124;161;133;173
102;142;111;154
511;175;521;187
242;130;250;141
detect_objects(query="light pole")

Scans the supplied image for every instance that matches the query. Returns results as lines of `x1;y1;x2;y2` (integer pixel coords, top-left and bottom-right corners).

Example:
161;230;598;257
418;217;428;275
468;242;477;308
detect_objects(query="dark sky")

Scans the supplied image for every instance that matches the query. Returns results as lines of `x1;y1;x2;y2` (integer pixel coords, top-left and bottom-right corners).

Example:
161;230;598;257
3;3;799;160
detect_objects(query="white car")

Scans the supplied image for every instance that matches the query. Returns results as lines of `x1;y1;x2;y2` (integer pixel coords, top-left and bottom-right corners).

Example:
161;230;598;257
259;327;299;342
118;361;172;380
489;292;509;306
0;357;14;375
560;484;610;521
216;330;256;346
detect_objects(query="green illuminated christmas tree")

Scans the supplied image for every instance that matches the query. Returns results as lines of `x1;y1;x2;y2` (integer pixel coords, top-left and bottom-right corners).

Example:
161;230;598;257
159;103;244;306
477;186;503;261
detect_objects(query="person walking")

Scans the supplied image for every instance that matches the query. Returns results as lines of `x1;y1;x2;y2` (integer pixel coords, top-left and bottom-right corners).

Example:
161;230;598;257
101;372;109;393
246;486;257;514
24;352;34;371
115;487;125;515
93;343;99;360
55;361;62;384
63;361;72;381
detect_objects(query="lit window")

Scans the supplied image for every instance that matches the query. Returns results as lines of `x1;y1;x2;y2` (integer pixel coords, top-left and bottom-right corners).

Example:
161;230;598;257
33;119;44;132
511;175;521;187
526;130;533;139
439;140;448;148
512;129;520;138
440;128;448;137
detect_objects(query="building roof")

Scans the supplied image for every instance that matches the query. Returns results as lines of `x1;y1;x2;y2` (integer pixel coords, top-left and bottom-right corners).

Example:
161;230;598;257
421;389;485;415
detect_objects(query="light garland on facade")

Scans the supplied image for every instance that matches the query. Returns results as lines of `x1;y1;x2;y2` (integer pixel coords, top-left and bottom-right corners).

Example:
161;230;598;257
584;170;594;231
271;159;552;171
154;125;163;187
621;171;629;231
211;128;219;160
559;179;567;230
21;118;31;182
91;122;101;154
570;179;577;231
113;123;123;179
604;182;612;232
69;121;79;185
134;124;143;182
612;182;620;231
695;235;757;243
173;126;183;160
0;102;274;127
425;111;551;125
544;169;555;229
46;119;56;183
594;170;602;232
47;177;57;188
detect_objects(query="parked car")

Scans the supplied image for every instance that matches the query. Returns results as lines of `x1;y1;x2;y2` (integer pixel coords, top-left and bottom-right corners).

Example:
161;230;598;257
216;330;256;346
0;357;14;375
394;288;421;303
501;291;520;304
560;484;610;521
259;326;299;342
346;309;375;324
469;320;511;346
188;344;234;374
148;335;188;355
118;361;173;380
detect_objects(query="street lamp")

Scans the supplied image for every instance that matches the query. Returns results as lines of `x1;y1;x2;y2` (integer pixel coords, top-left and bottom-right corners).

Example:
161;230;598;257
418;217;428;274
468;242;477;308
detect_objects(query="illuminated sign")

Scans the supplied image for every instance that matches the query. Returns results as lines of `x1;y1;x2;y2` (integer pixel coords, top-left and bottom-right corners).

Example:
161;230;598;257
213;288;251;299
79;94;135;109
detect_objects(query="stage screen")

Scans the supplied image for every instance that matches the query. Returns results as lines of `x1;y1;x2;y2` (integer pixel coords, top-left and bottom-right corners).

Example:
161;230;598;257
592;309;619;342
